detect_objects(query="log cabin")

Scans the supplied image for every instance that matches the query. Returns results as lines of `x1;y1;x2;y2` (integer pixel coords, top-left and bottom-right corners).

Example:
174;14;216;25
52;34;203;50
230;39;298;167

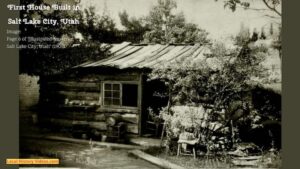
38;42;213;138
38;41;281;139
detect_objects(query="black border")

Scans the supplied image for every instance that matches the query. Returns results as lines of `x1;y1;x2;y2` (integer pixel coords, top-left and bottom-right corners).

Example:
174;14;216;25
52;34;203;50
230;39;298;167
0;0;19;169
0;0;298;168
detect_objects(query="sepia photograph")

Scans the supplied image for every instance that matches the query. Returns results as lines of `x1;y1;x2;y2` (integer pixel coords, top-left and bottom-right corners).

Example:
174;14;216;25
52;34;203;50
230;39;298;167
19;0;281;168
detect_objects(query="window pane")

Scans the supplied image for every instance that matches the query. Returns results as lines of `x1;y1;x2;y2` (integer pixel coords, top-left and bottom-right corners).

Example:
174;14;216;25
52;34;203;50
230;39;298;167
104;98;112;105
105;84;111;90
104;91;112;97
122;84;138;107
112;91;120;98
113;84;120;90
112;99;120;105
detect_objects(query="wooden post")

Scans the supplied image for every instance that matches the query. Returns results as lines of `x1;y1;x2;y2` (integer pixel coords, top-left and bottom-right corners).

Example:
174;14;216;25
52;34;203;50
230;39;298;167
193;147;196;159
177;143;181;156
138;73;143;136
231;120;235;145
160;83;172;147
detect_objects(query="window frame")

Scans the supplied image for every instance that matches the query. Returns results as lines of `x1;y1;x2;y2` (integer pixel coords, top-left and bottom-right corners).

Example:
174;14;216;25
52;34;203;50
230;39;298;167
102;82;122;107
102;81;139;109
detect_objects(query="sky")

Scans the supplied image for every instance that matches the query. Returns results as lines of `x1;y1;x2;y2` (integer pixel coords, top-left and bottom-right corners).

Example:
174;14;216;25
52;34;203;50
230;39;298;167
80;0;281;40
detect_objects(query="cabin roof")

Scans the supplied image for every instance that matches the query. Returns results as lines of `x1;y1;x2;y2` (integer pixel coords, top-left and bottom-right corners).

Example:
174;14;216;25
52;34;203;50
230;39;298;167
75;42;214;69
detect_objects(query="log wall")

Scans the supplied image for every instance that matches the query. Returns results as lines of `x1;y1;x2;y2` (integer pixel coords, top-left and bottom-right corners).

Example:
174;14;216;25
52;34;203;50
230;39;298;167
39;71;142;135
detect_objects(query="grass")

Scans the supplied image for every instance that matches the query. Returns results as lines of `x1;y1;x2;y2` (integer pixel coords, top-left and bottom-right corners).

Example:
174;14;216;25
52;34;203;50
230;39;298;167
144;146;232;169
144;146;282;169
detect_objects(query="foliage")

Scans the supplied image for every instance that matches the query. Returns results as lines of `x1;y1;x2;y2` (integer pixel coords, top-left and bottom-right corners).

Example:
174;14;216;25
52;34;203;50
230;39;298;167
78;6;118;43
221;0;281;17
118;11;150;43
235;23;251;45
20;1;117;75
120;0;210;44
260;27;267;40
216;0;282;60
149;37;271;150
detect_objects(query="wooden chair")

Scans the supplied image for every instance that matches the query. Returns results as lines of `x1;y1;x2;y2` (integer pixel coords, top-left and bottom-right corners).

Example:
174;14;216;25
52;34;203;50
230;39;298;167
177;132;200;159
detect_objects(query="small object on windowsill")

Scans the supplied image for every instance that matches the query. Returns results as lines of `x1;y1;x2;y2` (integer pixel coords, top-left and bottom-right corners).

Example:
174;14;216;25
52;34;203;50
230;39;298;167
65;98;69;105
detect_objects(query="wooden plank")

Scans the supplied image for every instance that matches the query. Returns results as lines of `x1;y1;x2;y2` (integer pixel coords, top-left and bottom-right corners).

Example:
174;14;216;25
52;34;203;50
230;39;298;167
234;156;262;160
115;45;157;69
22;135;144;150
133;45;170;68
129;150;185;169
159;46;192;63
141;46;182;67
169;45;201;63
105;46;143;66
108;42;132;55
88;46;136;67
121;114;139;124
232;159;259;166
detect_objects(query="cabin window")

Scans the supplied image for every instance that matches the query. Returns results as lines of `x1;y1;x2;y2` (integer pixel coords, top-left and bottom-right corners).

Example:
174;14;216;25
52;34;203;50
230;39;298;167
122;84;138;107
103;82;138;107
104;83;121;106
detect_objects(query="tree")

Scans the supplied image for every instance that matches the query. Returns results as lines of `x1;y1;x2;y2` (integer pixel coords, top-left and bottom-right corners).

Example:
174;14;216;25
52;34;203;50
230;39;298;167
251;28;259;42
272;25;282;59
260;27;267;39
78;6;119;43
221;0;281;17
269;23;274;36
149;38;269;149
216;0;282;60
118;11;150;43
235;23;251;45
20;1;117;75
143;0;209;44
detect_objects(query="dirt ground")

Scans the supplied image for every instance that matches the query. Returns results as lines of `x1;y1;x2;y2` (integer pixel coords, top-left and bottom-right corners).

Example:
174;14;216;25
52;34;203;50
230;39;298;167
19;111;159;169
20;138;159;169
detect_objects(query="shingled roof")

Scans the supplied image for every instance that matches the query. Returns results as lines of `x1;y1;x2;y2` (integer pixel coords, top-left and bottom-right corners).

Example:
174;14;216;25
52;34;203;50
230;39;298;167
76;42;213;69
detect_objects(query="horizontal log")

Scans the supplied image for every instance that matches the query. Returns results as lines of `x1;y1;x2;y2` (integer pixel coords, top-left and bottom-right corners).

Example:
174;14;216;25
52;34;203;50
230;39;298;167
97;107;139;114
45;111;94;121
59;91;100;101
45;81;100;92
42;91;100;101
40;111;138;124
80;75;140;82
40;97;97;106
42;117;139;134
48;118;86;128
89;122;107;130
94;114;106;121
121;114;139;124
40;104;98;112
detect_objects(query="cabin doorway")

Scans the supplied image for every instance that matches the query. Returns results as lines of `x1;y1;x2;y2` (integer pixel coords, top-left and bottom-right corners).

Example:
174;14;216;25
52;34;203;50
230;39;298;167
141;79;168;137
